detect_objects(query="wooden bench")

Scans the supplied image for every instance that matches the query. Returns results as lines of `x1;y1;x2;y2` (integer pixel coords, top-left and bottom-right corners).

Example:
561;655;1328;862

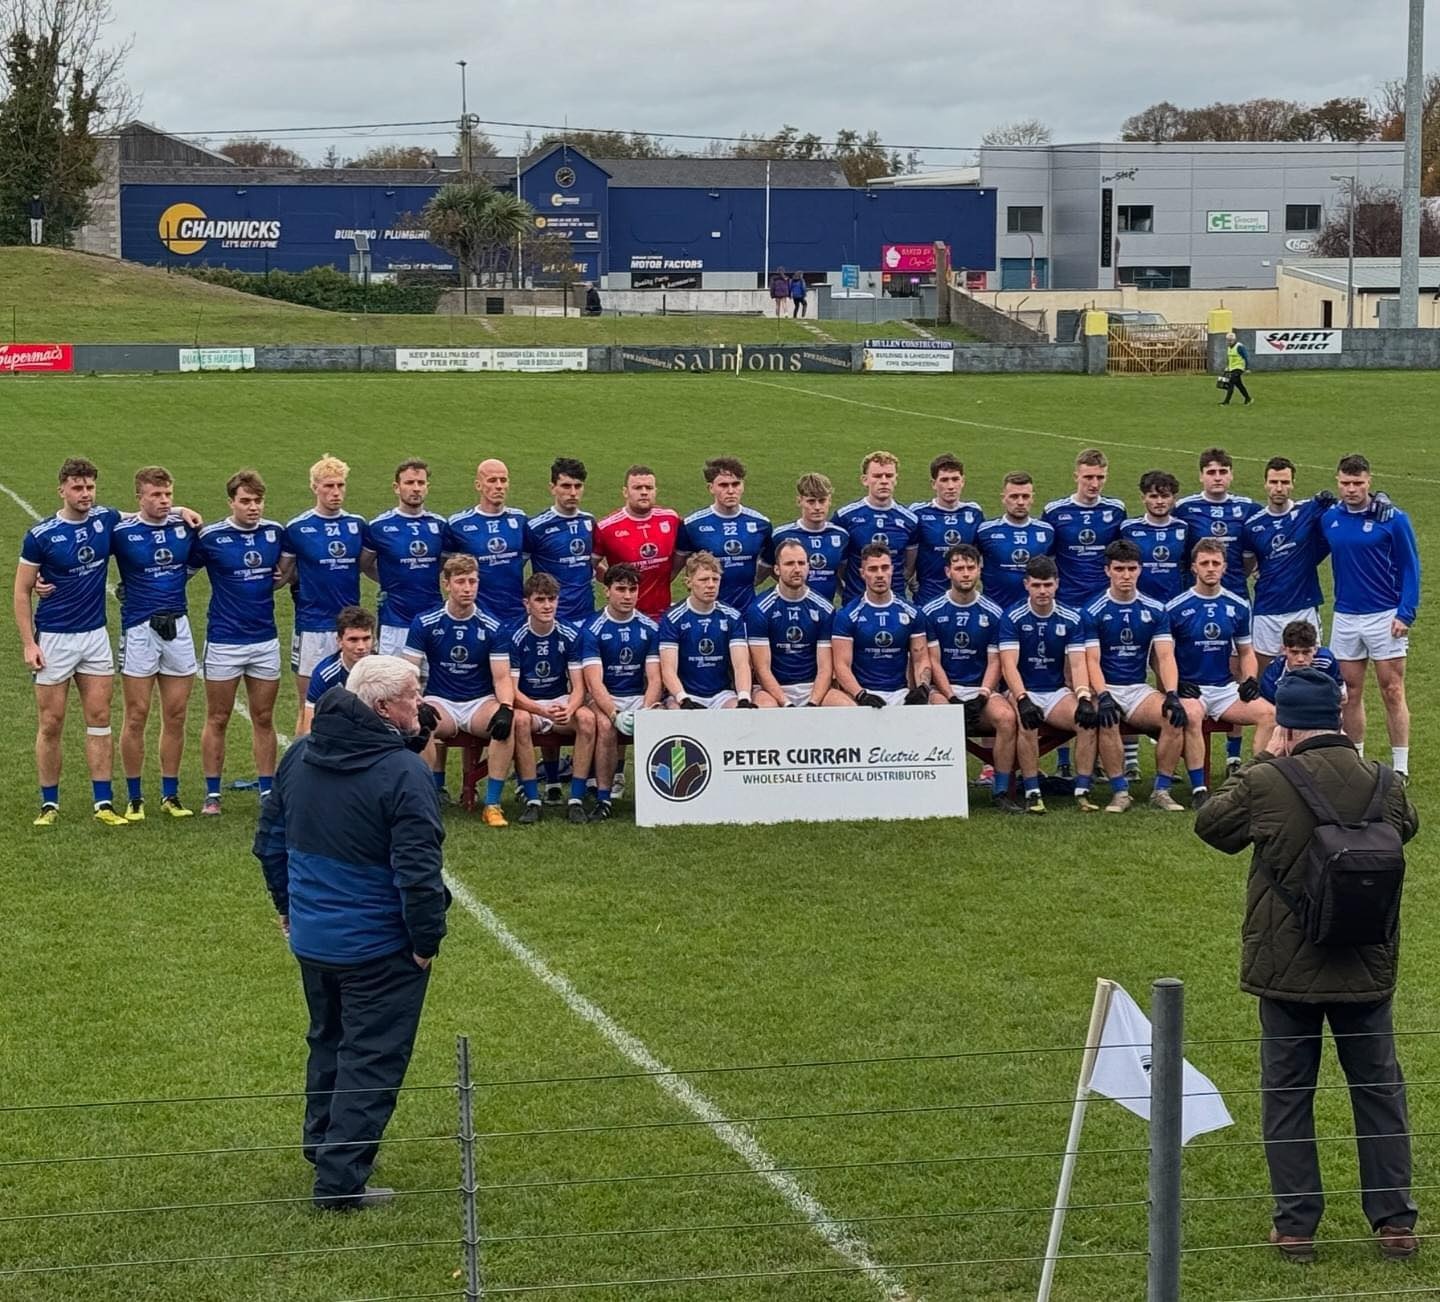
964;719;1232;789
450;735;629;811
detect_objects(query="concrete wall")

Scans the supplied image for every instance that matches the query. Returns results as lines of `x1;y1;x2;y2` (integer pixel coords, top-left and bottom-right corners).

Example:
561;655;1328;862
73;136;121;259
978;286;1280;336
1215;328;1440;370
951;342;1088;373
1275;273;1440;330
946;285;1046;343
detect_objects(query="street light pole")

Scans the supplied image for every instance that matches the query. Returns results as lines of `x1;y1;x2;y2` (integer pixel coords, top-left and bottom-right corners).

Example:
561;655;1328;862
457;60;471;175
1330;173;1356;330
1398;0;1424;328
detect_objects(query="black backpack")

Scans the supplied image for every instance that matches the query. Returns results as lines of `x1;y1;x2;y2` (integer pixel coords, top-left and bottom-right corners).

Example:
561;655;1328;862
1263;757;1406;947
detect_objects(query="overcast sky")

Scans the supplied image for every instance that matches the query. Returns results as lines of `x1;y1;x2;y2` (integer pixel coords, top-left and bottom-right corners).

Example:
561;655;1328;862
112;0;1439;165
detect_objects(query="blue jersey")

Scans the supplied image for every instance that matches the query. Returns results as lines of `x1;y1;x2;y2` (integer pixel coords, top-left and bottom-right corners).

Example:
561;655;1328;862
1166;587;1253;686
504;618;583;701
1043;495;1127;606
405;604;504;702
975;516;1056;610
1082;592;1171;687
192;518;285;644
1260;648;1343;704
1174;493;1259;594
363;509;445;629
833;499;918;603
306;650;355;705
282;510;365;634
580;610;660;698
923;592;1004;689
679;505;771;609
19;505;122;634
658;599;746;697
1240;500;1328;617
745;587;833;686
998;600;1083;693
110;514;195;627
444;506;529;621
908;499;986;606
526;508;597;623
1119;516;1195;605
1324;504;1421;625
832;594;922;693
766;519;849;604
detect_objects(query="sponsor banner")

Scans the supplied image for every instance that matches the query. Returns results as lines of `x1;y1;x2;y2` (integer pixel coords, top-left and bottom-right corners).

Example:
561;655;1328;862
882;243;949;273
619;345;852;373
0;343;73;374
533;212;601;241
630;255;704;272
395;347;588;373
1254;329;1343;356
1284;237;1314;253
1207;210;1269;234
635;706;968;827
630;272;701;290
863;338;954;350
862;347;955;373
179;347;255;372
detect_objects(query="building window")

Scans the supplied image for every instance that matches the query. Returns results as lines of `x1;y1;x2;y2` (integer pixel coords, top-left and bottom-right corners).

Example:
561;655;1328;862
1117;204;1154;233
1117;265;1191;289
1006;205;1043;234
1285;204;1321;232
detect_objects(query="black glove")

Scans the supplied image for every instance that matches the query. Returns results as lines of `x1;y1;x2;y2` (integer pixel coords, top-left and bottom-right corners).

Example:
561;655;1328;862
1372;490;1395;523
1075;695;1100;729
1312;489;1337;510
1238;676;1260;702
736;697;757;709
855;690;886;709
678;696;705;709
962;695;987;730
1095;690;1121;729
488;702;514;740
417;701;441;732
1163;690;1187;728
904;683;932;705
804;700;821;707
1016;694;1045;730
1177;680;1201;699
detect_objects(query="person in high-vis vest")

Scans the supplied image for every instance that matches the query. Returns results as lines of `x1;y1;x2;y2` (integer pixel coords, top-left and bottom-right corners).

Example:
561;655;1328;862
1222;331;1252;406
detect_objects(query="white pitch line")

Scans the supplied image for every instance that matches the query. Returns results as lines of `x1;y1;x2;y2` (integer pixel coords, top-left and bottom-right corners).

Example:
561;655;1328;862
442;873;914;1302
0;481;45;520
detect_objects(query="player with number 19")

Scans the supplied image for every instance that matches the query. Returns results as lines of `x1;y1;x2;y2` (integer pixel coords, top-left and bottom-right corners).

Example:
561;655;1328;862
300;606;376;735
1121;471;1195;605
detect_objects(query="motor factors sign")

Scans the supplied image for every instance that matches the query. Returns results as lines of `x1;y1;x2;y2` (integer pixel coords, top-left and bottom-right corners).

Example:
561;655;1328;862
0;343;73;374
395;348;587;372
634;706;968;827
1254;330;1343;355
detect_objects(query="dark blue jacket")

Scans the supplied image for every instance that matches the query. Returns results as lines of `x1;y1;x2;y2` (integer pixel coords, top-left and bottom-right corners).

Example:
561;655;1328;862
254;689;448;964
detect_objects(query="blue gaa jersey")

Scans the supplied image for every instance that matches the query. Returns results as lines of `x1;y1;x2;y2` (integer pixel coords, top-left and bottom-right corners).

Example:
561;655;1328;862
658;600;745;697
976;516;1056;611
1260;647;1343;704
1324;504;1422;625
1119;516;1195;605
832;594;922;692
833;499;918;603
923;592;1004;689
745;588;833;686
1083;592;1171;687
679;505;771;609
110;514;195;628
305;650;355;705
526;508;597;623
1166;587;1253;686
908;500;986;606
998;600;1083;693
1174;493;1259;594
192;518;285;644
766;519;849;604
504;618;583;700
1043;495;1127;606
1241;500;1328;617
282;510;365;634
363;509;445;630
444;506;529;621
406;604;504;702
19;505;123;634
580;610;660;697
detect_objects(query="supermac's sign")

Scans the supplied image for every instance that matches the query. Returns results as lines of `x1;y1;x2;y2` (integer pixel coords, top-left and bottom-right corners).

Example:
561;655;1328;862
0;343;73;373
1254;329;1343;355
158;202;280;254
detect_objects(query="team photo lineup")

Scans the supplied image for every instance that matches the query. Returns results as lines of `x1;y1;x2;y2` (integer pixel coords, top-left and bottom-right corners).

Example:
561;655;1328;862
14;438;1420;825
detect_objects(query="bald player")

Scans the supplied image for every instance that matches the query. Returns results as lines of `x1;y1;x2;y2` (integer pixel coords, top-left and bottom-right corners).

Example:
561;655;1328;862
444;459;530;622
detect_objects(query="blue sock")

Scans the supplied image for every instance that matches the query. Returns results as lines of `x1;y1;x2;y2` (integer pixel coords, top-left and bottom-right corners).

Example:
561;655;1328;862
1057;746;1071;769
570;777;588;802
1188;768;1206;789
993;772;1011;796
1074;777;1092;794
258;774;273;797
1154;773;1173;792
543;757;561;784
433;769;446;791
521;778;541;804
485;777;505;806
1226;735;1242;760
205;774;222;799
161;775;179;800
126;776;143;803
92;780;113;807
595;788;610;805
1110;775;1130;794
1023;775;1041;796
41;784;58;807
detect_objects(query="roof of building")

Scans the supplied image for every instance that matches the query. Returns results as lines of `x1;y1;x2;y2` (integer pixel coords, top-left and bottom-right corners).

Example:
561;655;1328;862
1281;256;1440;292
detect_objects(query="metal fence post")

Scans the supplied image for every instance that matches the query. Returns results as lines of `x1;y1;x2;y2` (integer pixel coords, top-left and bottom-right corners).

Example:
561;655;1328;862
457;1034;484;1301
1148;978;1183;1302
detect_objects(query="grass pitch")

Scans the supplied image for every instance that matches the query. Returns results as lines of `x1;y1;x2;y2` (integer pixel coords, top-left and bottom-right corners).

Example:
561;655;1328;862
0;369;1436;1301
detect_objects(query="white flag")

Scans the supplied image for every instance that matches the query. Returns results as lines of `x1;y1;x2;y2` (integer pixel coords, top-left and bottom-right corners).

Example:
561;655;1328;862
1087;983;1233;1144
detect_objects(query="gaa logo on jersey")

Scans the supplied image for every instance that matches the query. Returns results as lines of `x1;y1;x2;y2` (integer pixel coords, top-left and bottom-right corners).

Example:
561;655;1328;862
617;646;635;664
785;624;804;643
448;645;470;663
487;537;507;554
1078;528;1096;545
534;660;551;680
1011;547;1030;565
697;638;715;656
328;541;347;558
874;630;894;647
639;542;659;559
409;540;428;557
243;549;263;568
954;631;970;649
569;538;587;556
1153;545;1171;562
943;529;962;545
648;735;710;802
77;544;95;564
153;547;174;565
1120;626;1135;644
1204;622;1222;640
872;532;889;548
1210;522;1228;536
724;539;743;556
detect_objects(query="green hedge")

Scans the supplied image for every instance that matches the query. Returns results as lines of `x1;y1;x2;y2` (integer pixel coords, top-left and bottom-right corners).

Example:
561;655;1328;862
177;265;447;315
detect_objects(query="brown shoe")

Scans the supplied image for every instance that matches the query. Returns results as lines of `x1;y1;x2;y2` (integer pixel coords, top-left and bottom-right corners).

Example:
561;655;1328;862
1377;1224;1419;1259
1269;1227;1316;1262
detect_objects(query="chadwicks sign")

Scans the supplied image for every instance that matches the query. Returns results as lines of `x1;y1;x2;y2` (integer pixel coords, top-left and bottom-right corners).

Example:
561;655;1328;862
1253;329;1343;355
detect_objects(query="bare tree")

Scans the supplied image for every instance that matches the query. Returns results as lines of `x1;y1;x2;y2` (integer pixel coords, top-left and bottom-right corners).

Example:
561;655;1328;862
346;144;432;169
981;118;1051;146
218;137;307;168
0;0;135;126
1311;183;1440;257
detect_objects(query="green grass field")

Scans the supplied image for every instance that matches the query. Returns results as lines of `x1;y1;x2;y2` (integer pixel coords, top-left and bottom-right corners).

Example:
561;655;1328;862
0;369;1435;1301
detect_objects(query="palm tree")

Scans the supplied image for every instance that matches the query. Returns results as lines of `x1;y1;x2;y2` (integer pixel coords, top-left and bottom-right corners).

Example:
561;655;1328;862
422;180;534;287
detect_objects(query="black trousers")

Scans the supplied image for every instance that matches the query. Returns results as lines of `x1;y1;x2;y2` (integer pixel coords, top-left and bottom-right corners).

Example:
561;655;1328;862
1259;996;1416;1236
1223;369;1251;403
299;948;431;1205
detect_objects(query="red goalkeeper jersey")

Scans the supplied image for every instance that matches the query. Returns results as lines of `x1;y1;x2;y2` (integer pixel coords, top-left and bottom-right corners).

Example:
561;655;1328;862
595;507;681;618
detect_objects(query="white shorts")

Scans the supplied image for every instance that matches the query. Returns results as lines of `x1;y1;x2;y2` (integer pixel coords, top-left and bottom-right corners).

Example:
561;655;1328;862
33;627;113;687
377;624;410;657
203;638;282;683
609;693;645;715
950;683;988;703
1331;609;1408;662
1028;686;1073;722
120;617;198;678
1252;609;1322;658
427;694;496;735
1108;681;1159;719
291;630;338;677
779;680;817;707
1197;682;1241;720
676;689;738;709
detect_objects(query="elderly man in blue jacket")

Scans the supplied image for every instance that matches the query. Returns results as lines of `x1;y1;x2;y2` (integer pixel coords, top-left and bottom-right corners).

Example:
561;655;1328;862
254;655;449;1211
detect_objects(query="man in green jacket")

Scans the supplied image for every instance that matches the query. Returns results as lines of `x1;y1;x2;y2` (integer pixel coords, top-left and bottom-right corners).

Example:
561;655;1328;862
1196;668;1419;1262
